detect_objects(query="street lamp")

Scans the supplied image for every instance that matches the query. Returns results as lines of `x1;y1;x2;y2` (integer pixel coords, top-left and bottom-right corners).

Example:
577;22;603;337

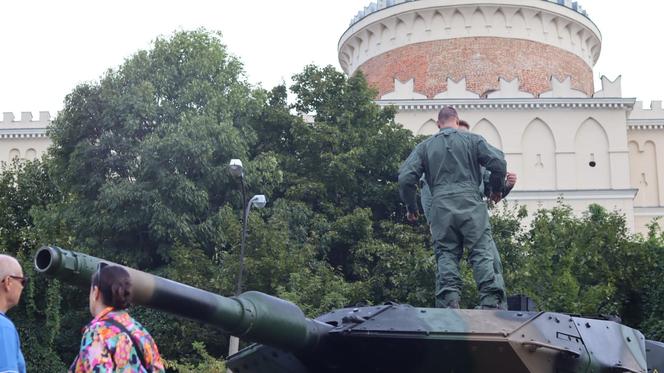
236;194;267;295
227;160;267;358
228;159;244;178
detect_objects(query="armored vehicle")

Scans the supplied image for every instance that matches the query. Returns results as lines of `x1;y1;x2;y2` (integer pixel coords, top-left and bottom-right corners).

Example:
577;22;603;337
34;246;664;373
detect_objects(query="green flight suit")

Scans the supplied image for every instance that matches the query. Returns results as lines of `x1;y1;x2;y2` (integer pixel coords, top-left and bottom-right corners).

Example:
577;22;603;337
400;127;507;308
422;169;513;220
421;169;512;309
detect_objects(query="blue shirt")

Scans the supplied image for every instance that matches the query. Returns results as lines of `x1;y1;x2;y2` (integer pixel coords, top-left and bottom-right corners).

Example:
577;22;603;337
0;312;26;373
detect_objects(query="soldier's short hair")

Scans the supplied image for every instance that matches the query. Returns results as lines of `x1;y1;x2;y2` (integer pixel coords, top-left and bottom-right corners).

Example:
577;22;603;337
459;120;470;129
438;106;458;123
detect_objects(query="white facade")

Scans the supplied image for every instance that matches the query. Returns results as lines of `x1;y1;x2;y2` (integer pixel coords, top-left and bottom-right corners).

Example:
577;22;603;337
340;0;664;234
0;112;51;167
376;75;664;234
628;102;664;232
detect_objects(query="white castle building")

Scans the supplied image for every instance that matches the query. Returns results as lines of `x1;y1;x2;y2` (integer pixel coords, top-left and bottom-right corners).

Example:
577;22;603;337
0;112;51;165
339;0;664;233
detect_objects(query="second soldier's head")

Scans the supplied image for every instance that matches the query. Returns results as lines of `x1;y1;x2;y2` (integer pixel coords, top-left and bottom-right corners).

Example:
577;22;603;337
437;106;459;128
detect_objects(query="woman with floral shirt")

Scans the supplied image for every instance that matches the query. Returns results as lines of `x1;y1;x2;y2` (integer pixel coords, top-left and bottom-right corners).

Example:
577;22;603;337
70;264;165;373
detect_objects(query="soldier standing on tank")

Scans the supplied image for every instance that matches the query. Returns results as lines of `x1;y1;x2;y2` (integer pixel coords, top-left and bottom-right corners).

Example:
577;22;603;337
399;106;507;309
420;120;516;309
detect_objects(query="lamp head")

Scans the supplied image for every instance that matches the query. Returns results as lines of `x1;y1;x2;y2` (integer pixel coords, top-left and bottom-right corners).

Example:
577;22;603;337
250;195;267;209
229;159;244;178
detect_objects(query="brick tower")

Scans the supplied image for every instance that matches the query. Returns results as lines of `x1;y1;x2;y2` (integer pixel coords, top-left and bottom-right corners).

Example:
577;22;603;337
338;0;601;99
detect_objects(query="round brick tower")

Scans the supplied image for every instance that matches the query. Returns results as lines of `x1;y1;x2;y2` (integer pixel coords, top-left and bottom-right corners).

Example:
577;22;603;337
338;0;601;99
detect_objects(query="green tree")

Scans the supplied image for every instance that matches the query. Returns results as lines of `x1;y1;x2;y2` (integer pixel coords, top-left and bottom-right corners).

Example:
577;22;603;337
46;29;259;265
638;222;664;340
0;160;68;371
30;29;267;367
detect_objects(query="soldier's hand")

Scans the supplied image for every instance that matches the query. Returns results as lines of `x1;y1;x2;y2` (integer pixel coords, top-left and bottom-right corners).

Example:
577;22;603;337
506;172;517;188
406;211;419;223
490;192;503;204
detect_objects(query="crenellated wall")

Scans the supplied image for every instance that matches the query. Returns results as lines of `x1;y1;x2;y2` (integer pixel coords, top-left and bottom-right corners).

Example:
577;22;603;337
0;111;52;165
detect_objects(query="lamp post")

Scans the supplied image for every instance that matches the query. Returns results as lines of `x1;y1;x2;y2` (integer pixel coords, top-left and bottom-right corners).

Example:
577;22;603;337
227;159;266;358
236;194;266;296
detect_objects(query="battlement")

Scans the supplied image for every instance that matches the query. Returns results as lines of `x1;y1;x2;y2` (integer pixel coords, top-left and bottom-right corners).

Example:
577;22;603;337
1;111;51;128
629;101;664;120
349;0;588;27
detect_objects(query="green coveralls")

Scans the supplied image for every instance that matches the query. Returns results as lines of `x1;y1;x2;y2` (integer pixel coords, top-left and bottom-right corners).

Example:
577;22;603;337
400;128;507;308
421;170;512;309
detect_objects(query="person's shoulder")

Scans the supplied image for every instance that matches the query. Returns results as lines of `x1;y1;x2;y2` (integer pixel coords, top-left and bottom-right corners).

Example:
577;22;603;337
87;317;121;337
459;131;483;141
413;136;435;152
0;314;18;346
419;133;439;143
108;311;154;339
0;313;16;329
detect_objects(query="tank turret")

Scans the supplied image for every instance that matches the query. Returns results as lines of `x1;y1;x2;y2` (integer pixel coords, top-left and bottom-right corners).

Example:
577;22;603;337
35;246;662;373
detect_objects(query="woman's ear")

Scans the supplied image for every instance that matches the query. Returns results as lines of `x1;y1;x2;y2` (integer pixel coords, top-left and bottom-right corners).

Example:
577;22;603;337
92;286;101;301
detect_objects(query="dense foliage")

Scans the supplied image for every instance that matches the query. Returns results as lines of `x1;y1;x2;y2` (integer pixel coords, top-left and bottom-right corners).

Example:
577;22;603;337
0;30;662;371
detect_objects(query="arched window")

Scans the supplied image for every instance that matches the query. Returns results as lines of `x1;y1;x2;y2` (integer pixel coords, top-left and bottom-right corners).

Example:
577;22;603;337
574;119;610;188
25;148;37;161
629;141;660;207
472;119;503;150
521;119;556;189
417;119;438;136
9;149;20;160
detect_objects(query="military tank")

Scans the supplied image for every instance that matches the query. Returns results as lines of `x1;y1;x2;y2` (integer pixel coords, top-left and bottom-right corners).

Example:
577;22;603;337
34;246;664;373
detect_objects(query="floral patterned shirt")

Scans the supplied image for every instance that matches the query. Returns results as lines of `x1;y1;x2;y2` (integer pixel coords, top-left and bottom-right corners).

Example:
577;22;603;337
70;307;165;373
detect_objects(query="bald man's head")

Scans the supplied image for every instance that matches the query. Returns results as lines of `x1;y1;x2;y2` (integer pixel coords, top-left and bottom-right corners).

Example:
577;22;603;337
0;254;24;312
0;255;21;279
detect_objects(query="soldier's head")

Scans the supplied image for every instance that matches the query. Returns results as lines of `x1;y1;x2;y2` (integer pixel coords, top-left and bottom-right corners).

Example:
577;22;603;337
458;120;470;132
437;106;459;128
0;254;26;313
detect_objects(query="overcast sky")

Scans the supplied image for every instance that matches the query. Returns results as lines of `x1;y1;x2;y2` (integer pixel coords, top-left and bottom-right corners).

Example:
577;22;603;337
1;0;662;115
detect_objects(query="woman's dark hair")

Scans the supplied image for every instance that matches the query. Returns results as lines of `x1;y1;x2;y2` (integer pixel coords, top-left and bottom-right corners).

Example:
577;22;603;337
91;265;132;310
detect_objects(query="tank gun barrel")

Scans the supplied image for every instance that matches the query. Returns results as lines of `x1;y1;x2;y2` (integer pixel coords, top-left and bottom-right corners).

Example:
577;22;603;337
34;246;330;352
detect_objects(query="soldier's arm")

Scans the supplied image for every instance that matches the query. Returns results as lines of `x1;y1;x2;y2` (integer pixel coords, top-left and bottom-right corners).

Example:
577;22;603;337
398;145;426;214
476;138;507;194
485;169;515;198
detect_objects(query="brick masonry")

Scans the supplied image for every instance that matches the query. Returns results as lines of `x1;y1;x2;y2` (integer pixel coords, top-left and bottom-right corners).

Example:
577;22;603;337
358;37;594;98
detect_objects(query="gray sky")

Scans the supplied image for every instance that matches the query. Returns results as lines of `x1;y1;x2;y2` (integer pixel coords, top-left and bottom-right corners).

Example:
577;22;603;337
1;0;662;115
